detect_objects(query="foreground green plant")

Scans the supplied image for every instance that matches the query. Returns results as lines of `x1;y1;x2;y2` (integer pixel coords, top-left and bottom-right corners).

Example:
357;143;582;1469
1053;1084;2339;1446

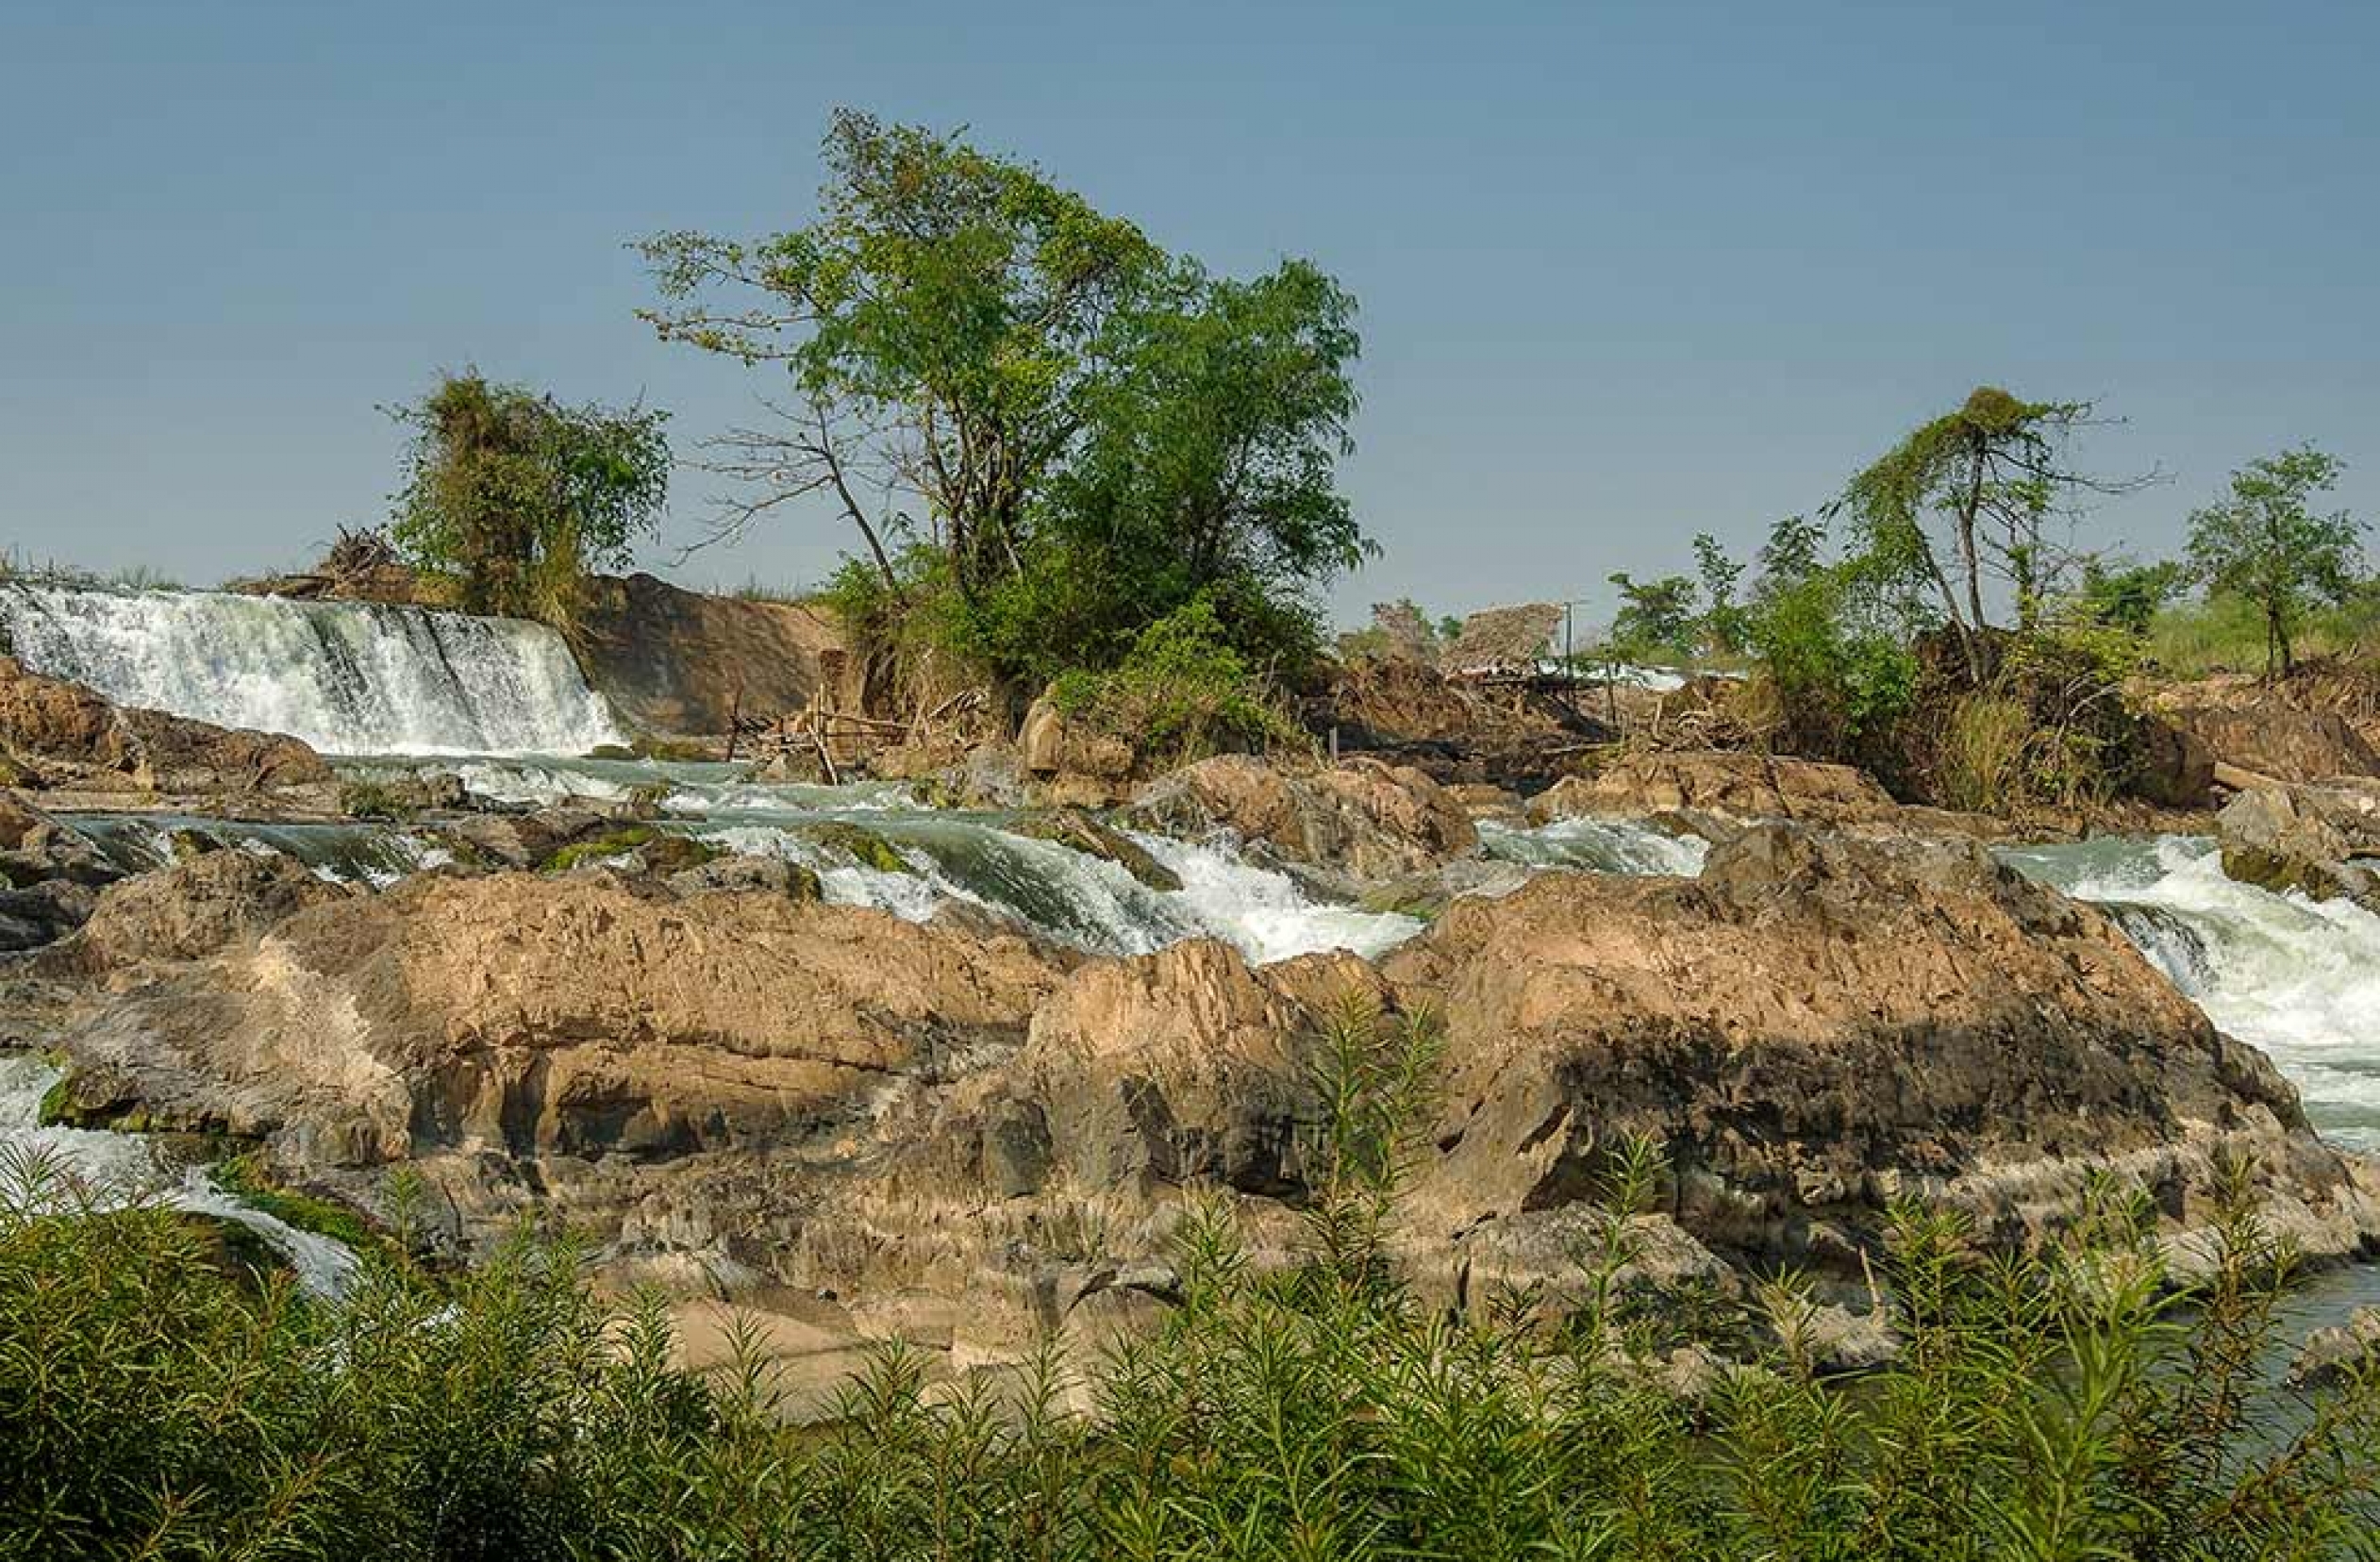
4;1021;2377;1560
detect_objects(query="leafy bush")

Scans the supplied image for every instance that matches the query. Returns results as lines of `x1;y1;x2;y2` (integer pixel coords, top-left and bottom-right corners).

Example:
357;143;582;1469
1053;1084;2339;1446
1048;597;1309;767
5;1019;2378;1560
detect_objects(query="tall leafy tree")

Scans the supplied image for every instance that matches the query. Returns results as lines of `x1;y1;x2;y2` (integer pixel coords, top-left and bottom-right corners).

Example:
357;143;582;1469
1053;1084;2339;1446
2185;445;2361;677
637;109;1167;606
1832;387;2155;679
640;110;1368;681
387;373;669;625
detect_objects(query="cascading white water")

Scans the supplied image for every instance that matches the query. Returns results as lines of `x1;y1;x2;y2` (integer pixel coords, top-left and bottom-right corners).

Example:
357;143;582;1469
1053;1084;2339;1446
0;583;624;756
2004;836;2380;1153
0;1055;358;1297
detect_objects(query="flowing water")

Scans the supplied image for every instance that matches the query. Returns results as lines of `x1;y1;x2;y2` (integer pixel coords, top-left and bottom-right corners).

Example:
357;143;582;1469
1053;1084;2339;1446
0;1055;357;1297
2004;836;2380;1153
0;582;623;756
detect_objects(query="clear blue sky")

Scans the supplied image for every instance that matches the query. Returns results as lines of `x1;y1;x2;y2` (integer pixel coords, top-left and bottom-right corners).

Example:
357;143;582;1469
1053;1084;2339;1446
4;0;2373;626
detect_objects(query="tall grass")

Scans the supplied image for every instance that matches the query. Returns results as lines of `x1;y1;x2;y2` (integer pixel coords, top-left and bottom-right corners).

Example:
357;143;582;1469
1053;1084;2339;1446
5;1010;2378;1559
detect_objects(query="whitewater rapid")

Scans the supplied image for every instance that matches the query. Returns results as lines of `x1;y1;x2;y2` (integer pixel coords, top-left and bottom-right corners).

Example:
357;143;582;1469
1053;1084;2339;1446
2005;836;2380;1153
0;582;623;756
0;1055;357;1297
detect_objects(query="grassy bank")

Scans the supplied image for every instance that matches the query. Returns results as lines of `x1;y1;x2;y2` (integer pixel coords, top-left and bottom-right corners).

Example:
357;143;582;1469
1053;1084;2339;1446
5;1023;2378;1559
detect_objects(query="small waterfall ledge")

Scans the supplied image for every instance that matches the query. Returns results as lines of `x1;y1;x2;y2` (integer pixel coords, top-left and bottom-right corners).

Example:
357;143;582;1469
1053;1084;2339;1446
0;583;624;756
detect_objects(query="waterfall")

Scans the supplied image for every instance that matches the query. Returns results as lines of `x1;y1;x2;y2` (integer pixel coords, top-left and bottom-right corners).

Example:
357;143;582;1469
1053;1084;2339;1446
2004;835;2380;1153
0;583;624;756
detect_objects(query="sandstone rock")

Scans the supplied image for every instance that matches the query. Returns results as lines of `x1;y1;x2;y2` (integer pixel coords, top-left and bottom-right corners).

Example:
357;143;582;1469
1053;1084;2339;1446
0;656;330;795
1527;751;1901;829
2168;699;2380;784
573;573;846;737
1380;823;2376;1265
54;872;1068;1168
341;772;468;819
973;939;1382;1196
2129;716;2217;809
2290;1305;2380;1388
1125;756;1477;884
440;804;630;870
1017;697;1138;807
666;853;823;903
2215;784;2380;903
46;850;349;974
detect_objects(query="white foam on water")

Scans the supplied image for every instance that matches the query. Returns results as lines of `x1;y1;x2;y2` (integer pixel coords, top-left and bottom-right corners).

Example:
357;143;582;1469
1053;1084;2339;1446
2005;835;2380;1151
0;1055;358;1297
0;583;623;756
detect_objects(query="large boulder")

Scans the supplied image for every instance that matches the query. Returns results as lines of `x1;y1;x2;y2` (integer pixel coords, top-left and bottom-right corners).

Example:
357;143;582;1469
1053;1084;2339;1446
0;792;121;952
572;573;847;737
2167;699;2380;785
2215;783;2380;903
0;656;330;796
1125;755;1478;884
1529;751;1902;829
52;871;1069;1167
46;849;350;974
1380;824;2375;1265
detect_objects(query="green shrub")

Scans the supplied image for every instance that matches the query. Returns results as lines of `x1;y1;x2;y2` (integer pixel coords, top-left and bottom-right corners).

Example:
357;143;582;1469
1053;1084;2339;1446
1052;596;1309;767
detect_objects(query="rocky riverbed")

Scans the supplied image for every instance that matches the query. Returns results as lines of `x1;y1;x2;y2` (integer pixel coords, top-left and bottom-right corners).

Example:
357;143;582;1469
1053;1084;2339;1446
7;588;2380;1404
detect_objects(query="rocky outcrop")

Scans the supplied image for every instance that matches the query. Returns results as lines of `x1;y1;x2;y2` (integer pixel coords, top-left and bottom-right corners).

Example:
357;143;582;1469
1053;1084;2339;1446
0;791;120;951
573;573;846;738
52;870;1069;1166
1124;756;1478;885
0;656;331;797
2166;698;2380;785
1380;825;2373;1266
28;805;2379;1388
2291;1305;2380;1388
2215;783;2380;903
1528;751;1902;830
46;850;350;974
1017;698;1138;808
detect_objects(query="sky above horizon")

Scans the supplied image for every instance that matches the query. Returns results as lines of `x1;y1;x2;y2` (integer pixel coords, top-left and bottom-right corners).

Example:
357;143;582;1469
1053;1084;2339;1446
4;0;2374;629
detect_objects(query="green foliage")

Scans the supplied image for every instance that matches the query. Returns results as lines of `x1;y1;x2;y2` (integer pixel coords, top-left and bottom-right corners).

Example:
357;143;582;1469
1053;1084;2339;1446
338;781;417;823
1048;596;1309;767
540;827;717;873
641;110;1365;689
1603;571;1701;663
1832;387;2148;676
8;1048;2379;1559
2185;446;2363;677
1741;513;1926;759
387;372;670;628
1693;531;1748;654
2078;557;2188;637
211;1154;379;1254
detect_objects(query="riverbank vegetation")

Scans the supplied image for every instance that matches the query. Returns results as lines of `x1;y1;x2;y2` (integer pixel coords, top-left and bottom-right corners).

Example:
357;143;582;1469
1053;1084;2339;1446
8;1012;2378;1562
638;109;1363;728
385;373;672;632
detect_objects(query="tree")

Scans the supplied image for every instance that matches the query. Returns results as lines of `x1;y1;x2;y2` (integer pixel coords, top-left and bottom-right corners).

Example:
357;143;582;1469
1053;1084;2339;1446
1832;388;2155;680
1692;532;1747;655
640;110;1368;683
387;373;669;625
2075;556;2186;637
1605;572;1700;662
1741;513;1931;758
988;258;1367;677
2185;446;2361;677
638;109;1167;607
